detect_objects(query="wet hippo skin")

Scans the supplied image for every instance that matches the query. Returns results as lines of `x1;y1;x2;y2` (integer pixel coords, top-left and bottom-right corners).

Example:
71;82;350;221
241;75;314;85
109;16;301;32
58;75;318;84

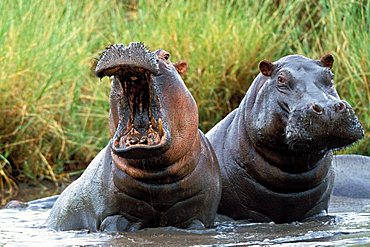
5;195;59;210
332;154;370;199
46;43;221;232
206;54;364;223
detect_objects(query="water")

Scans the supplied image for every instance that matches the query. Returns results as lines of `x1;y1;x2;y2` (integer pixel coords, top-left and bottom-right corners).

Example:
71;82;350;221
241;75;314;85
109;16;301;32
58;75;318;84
1;196;370;246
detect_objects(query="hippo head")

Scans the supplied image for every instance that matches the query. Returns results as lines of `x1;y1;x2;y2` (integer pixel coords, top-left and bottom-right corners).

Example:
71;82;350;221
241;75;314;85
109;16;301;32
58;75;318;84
96;42;196;160
249;54;364;155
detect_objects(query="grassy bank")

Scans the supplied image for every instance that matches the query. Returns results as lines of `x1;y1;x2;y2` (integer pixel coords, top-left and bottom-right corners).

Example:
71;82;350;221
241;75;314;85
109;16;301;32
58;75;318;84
0;0;368;204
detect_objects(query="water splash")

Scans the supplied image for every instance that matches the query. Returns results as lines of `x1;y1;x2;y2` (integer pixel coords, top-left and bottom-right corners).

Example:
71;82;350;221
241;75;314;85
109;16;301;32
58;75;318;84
0;195;370;246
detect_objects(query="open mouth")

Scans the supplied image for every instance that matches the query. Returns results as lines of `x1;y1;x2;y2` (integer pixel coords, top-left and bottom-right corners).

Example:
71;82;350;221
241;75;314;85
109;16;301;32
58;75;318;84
95;42;170;158
111;66;168;155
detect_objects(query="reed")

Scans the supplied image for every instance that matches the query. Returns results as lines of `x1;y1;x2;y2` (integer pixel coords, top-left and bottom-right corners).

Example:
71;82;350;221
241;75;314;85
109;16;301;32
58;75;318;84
0;0;368;203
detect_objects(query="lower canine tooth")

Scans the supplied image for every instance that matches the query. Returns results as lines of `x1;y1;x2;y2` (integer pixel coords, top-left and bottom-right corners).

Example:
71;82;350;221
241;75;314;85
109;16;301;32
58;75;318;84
158;118;164;136
151;118;156;128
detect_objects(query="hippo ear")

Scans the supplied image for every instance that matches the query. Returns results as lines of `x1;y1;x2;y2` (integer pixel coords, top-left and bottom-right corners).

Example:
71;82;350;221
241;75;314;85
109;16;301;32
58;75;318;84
174;61;188;76
259;60;275;76
320;54;334;68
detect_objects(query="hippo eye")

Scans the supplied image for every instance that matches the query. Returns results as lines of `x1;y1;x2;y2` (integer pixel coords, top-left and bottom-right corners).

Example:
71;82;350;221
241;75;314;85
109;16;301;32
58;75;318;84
164;53;170;60
326;71;334;86
326;79;334;87
276;72;291;89
278;76;283;83
277;75;286;86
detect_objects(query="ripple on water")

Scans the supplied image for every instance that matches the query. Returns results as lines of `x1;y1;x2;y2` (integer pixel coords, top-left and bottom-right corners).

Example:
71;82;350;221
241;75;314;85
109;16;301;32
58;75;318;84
0;209;112;246
0;196;370;246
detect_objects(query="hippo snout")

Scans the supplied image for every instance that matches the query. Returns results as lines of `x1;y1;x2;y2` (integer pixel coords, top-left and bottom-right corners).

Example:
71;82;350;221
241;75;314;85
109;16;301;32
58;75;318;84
285;100;364;152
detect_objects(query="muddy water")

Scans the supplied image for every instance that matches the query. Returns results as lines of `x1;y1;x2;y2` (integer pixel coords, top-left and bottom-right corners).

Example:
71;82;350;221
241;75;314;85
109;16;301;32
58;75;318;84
1;196;370;246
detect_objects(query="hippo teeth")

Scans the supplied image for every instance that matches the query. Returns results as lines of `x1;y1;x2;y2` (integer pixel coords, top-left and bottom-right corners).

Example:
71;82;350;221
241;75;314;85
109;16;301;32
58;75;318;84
113;117;165;150
117;118;164;148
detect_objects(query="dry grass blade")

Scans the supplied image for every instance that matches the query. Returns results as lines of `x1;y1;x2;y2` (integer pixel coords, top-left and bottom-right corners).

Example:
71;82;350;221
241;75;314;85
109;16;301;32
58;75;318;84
0;155;19;205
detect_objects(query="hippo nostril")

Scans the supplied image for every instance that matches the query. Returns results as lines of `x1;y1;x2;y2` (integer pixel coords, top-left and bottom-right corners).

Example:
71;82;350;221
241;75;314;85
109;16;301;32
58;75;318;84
335;102;346;112
311;103;323;114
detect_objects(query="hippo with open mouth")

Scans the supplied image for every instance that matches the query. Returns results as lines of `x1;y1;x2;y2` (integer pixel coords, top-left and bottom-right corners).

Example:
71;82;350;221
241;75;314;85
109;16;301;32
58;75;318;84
46;42;221;231
206;54;364;223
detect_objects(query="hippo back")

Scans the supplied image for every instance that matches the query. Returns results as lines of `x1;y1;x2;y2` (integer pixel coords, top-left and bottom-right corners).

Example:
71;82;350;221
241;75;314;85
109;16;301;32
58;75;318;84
332;154;370;198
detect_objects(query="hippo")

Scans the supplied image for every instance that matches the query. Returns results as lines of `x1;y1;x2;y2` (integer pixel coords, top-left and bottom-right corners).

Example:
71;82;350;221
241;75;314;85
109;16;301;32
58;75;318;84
46;42;221;232
5;195;59;210
206;54;364;223
332;154;370;198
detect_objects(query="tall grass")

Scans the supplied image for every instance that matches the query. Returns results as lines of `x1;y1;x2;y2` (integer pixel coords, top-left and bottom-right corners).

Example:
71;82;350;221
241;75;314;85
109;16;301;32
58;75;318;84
0;0;368;203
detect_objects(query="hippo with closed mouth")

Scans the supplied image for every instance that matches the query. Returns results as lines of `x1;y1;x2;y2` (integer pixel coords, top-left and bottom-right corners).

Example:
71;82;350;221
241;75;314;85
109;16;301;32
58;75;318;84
206;54;364;223
46;42;221;231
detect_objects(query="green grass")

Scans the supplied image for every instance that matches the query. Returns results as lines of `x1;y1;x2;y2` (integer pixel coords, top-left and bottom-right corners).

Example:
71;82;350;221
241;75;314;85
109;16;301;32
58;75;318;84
0;0;368;203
